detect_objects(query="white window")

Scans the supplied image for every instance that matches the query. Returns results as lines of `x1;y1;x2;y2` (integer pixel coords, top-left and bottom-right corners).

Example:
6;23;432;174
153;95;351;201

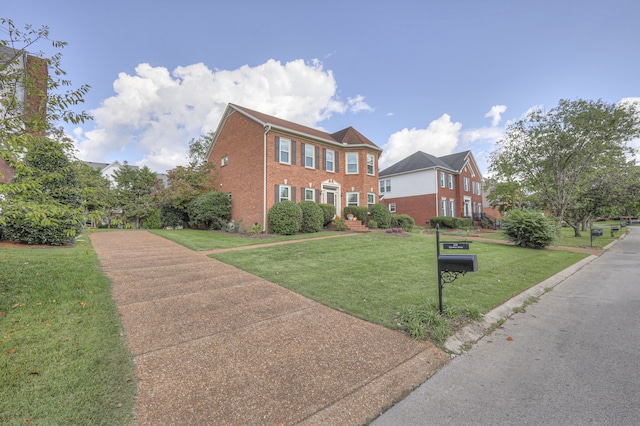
449;199;456;217
325;149;334;172
367;192;375;208
379;179;391;193
279;138;291;164
279;185;291;202
346;152;358;174
221;155;228;167
448;174;454;190
464;177;470;192
366;153;375;175
347;192;359;206
440;198;447;216
304;188;315;201
440;171;445;188
305;144;314;168
389;203;396;213
473;181;481;195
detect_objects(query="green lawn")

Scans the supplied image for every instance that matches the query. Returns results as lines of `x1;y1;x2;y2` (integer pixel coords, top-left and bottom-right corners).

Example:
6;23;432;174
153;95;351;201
477;224;624;249
209;232;588;329
0;236;135;425
149;228;341;251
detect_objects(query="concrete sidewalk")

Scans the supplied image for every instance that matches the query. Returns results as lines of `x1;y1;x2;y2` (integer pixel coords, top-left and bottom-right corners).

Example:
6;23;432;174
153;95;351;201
90;231;449;425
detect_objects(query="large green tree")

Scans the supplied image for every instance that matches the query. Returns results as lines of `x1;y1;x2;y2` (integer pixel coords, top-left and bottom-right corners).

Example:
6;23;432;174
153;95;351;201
489;99;640;236
112;163;158;229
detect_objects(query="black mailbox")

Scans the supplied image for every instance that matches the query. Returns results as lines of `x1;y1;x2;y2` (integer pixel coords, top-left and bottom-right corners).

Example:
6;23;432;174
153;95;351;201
591;228;603;237
438;254;478;273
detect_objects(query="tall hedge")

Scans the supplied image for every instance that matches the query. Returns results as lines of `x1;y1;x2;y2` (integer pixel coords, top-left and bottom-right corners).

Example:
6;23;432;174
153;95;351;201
369;203;392;228
268;201;302;235
318;203;336;226
299;201;324;233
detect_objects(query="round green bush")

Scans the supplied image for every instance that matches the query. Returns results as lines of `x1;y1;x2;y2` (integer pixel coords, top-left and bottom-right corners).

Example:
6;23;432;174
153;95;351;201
268;201;303;235
501;209;557;249
318;203;336;226
391;214;415;231
299;201;324;233
369;203;392;228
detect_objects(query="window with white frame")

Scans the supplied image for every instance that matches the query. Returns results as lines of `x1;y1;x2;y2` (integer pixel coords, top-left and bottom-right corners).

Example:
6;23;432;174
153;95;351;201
279;185;291;202
448;174;454;189
379;178;391;193
440;171;445;187
367;192;375;209
473;181;481;195
346;152;358;174
366;153;375;175
325;149;334;172
347;192;359;206
221;155;228;166
449;199;456;217
279;138;291;164
464;176;470;192
305;144;314;168
304;188;315;201
440;198;447;216
389;203;396;213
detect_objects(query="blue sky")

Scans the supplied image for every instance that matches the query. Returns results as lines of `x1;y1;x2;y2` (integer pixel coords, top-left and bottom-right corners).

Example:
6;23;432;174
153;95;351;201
4;0;639;174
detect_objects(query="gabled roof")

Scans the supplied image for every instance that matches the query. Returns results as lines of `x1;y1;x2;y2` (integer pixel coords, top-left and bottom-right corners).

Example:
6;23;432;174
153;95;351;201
208;104;381;157
379;150;479;177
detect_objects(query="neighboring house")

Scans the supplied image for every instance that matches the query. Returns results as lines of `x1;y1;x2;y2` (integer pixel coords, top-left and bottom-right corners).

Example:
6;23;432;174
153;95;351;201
85;161;168;187
0;46;48;183
378;150;484;226
206;103;382;230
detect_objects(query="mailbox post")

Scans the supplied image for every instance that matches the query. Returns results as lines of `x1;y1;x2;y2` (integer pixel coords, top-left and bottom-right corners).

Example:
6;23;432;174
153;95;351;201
436;224;478;314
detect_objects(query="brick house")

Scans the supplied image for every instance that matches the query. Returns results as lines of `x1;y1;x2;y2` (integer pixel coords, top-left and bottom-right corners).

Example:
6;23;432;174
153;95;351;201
206;104;382;231
0;46;48;183
378;150;484;226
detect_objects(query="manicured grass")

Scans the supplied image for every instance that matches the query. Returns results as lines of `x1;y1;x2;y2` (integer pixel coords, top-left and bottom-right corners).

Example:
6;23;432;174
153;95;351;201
477;225;624;249
149;229;341;251
209;232;588;329
0;237;135;425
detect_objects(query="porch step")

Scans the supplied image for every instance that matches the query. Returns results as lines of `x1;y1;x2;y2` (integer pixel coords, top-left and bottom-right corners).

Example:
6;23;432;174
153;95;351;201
344;220;370;232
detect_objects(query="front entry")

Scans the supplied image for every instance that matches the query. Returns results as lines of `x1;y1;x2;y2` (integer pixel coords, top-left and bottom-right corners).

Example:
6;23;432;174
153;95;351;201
322;182;341;217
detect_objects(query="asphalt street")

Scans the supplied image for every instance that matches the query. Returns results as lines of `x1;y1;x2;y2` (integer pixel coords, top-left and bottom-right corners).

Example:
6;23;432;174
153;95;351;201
373;228;640;426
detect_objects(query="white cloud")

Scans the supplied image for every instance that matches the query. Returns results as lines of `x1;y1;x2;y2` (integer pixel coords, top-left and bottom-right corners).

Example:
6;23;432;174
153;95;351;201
484;105;507;126
379;114;462;170
73;59;371;173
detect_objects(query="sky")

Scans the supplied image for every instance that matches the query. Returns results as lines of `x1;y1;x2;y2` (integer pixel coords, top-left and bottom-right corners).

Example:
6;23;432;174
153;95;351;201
4;0;640;175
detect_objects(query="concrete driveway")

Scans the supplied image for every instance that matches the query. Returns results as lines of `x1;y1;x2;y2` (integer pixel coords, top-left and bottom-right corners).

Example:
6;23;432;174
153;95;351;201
90;231;449;425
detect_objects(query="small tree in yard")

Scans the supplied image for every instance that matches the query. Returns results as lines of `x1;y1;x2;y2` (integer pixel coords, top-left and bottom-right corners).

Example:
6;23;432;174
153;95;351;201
501;209;557;249
268;201;302;235
299;201;324;233
188;191;231;230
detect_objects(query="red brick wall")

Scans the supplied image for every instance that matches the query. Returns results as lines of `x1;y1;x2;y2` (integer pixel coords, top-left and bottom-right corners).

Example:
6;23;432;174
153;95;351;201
0;158;15;183
209;110;380;231
383;194;437;226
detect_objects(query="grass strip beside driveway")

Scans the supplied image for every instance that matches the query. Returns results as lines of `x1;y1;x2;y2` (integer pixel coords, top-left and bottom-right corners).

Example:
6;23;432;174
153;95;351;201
0;237;135;425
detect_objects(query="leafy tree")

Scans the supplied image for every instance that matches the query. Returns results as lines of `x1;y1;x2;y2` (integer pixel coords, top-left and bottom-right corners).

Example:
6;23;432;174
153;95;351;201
1;137;83;244
112;163;157;229
153;161;216;215
187;191;231;230
73;161;113;227
489;99;640;236
188;131;215;165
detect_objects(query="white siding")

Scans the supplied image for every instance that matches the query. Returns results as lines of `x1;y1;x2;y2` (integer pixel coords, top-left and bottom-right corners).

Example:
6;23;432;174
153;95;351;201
384;169;436;198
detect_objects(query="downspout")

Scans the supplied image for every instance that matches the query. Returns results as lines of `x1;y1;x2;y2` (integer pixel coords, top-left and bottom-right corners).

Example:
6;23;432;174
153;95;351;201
435;169;439;216
263;124;271;229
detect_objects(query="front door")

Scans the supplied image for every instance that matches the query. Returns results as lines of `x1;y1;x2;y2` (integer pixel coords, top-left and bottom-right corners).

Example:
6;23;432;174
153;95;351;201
322;182;341;217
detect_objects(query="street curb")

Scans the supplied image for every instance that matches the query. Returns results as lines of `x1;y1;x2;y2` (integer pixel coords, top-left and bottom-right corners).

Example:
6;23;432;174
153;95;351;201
444;231;628;355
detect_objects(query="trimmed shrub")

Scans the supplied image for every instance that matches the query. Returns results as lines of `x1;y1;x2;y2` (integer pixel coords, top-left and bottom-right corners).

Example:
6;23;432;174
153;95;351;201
141;209;162;229
370;203;392;228
160;206;188;228
299;201;324;233
343;206;367;222
430;216;472;229
501;209;557;249
332;217;348;231
268;200;303;235
1;203;82;245
188;191;231;230
319;203;336;226
368;219;378;229
391;214;415;231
